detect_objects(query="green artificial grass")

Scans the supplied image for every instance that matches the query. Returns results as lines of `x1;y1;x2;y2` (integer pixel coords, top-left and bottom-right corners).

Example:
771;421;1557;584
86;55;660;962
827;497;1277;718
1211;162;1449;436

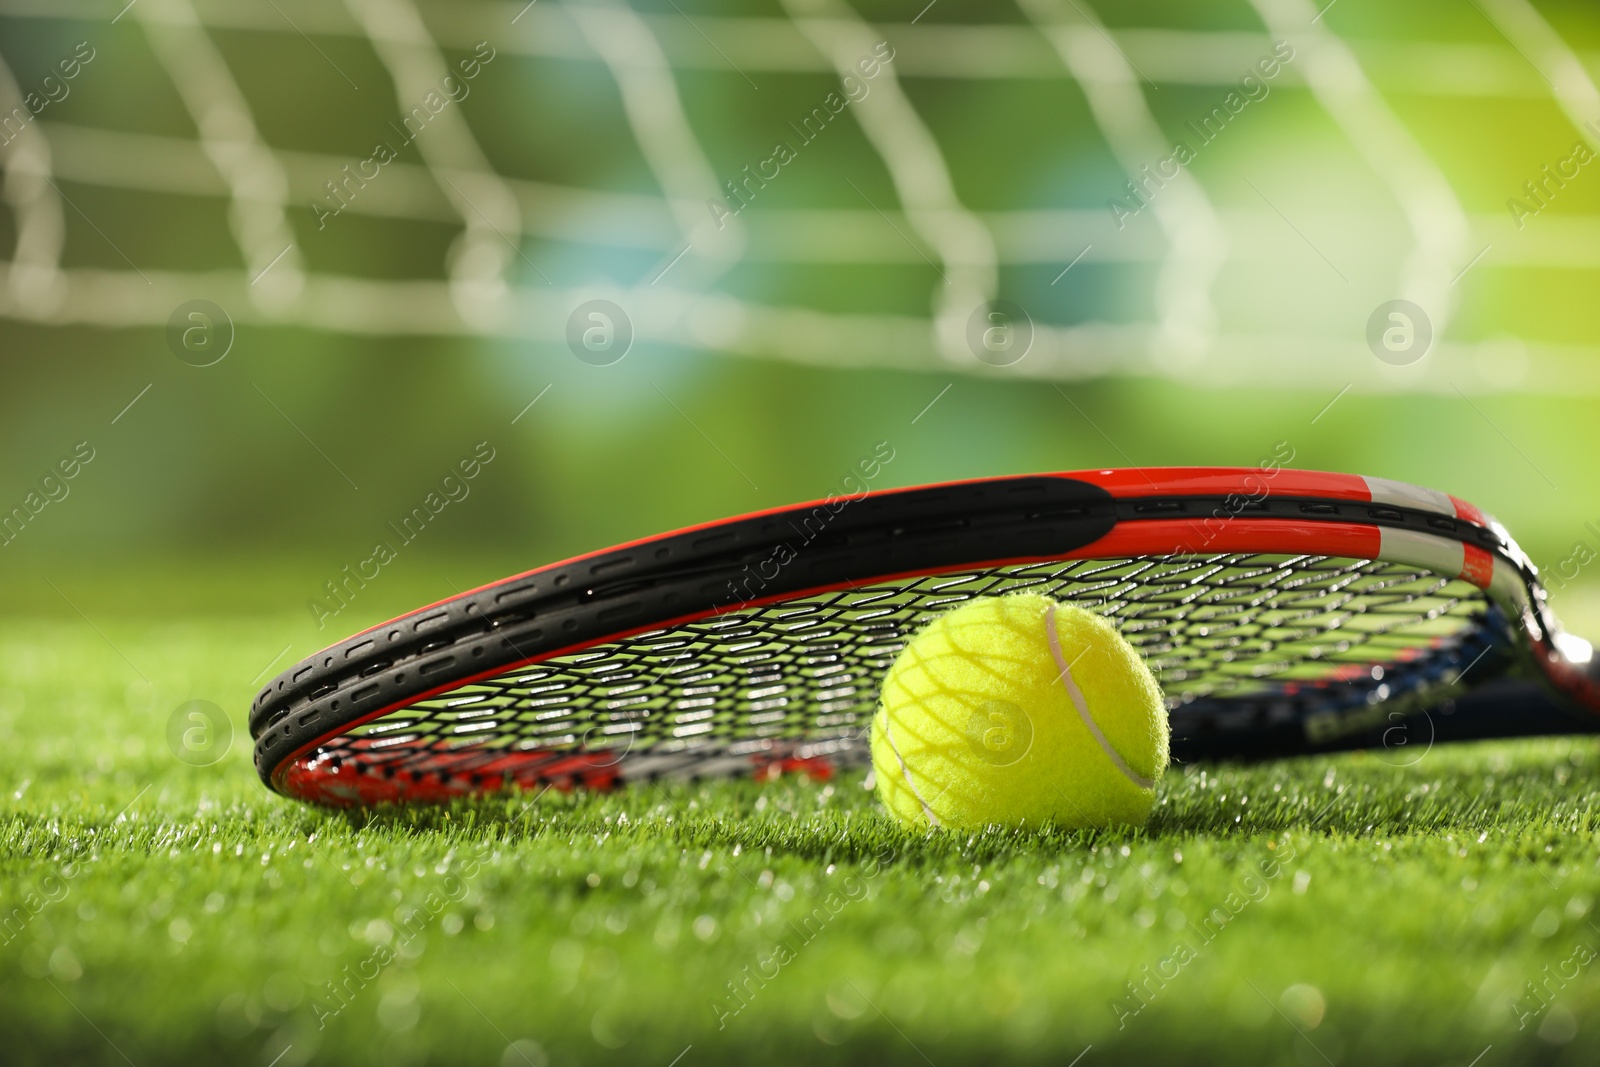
4;615;1600;1066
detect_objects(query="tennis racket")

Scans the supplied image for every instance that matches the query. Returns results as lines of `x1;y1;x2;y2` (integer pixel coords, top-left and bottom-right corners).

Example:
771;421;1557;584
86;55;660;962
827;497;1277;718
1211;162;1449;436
249;467;1600;805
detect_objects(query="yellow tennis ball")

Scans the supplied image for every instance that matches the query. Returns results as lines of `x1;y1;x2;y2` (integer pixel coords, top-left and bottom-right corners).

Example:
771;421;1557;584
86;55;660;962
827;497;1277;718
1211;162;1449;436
870;593;1168;830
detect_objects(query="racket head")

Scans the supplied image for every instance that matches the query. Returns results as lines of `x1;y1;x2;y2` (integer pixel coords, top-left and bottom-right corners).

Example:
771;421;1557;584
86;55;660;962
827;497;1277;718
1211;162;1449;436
248;468;1600;805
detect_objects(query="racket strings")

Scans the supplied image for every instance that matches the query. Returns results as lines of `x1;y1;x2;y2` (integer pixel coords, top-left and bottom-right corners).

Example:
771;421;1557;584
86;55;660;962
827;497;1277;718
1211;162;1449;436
313;554;1489;784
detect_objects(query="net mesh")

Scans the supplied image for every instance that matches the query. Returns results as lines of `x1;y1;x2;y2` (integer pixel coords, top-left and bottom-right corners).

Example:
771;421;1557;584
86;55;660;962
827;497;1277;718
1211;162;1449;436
288;553;1489;798
2;0;1596;391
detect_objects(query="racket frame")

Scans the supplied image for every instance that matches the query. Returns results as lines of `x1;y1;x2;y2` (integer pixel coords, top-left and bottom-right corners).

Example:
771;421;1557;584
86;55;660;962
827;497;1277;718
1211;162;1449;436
249;468;1596;798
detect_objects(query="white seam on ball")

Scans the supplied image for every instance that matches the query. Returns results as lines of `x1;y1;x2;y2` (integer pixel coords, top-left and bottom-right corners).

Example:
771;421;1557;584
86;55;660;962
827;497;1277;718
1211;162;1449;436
1045;602;1156;791
881;716;942;827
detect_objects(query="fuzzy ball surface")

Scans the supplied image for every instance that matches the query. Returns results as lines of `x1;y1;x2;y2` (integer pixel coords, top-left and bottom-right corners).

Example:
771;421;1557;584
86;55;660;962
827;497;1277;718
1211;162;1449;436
870;593;1169;830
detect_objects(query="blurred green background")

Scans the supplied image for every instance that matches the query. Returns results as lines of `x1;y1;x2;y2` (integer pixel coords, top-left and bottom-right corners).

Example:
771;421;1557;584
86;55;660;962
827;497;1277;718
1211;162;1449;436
2;0;1599;640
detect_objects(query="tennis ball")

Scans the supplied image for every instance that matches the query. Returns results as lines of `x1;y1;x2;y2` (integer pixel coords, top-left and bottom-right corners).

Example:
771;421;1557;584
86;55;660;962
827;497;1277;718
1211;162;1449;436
870;593;1168;830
